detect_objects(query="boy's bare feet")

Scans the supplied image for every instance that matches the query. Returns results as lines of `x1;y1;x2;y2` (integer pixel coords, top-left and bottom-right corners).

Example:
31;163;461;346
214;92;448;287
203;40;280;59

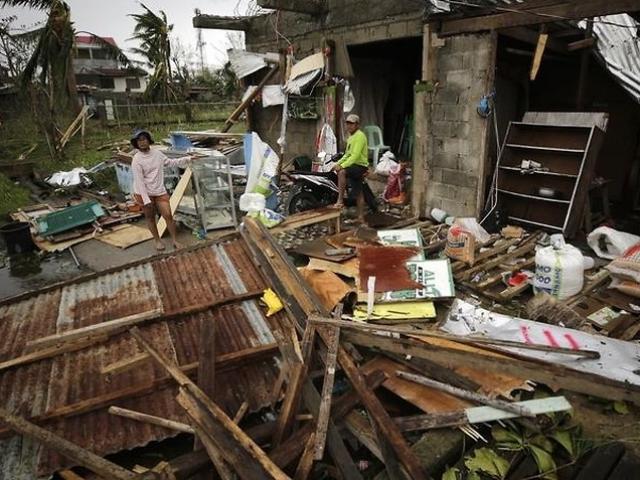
173;241;184;250
155;240;165;251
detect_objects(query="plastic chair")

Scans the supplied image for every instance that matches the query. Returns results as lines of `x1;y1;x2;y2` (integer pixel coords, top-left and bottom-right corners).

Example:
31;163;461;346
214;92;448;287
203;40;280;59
362;125;391;168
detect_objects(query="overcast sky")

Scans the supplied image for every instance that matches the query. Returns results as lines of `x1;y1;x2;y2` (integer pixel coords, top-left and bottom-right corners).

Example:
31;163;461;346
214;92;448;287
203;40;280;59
2;0;256;68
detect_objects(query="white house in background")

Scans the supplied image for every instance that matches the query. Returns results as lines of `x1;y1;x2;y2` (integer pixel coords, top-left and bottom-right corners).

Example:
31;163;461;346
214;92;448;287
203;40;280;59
73;35;148;93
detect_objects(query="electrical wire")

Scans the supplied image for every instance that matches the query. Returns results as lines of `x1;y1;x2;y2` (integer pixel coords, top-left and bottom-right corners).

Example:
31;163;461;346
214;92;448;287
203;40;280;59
479;93;502;226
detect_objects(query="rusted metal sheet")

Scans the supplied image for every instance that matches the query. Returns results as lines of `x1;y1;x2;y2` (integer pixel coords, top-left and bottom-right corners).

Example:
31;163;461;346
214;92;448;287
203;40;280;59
358;246;423;292
56;264;162;330
0;239;280;479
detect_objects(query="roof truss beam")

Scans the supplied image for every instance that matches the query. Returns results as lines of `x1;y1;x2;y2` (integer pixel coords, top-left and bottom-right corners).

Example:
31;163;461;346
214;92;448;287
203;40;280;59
438;0;640;37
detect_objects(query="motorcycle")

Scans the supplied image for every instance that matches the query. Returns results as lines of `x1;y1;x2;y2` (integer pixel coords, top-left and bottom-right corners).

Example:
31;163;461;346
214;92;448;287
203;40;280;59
285;153;378;215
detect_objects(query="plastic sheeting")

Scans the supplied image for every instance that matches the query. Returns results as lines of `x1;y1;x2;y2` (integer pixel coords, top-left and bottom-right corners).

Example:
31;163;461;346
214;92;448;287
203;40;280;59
227;49;279;79
442;298;640;386
586;14;640;103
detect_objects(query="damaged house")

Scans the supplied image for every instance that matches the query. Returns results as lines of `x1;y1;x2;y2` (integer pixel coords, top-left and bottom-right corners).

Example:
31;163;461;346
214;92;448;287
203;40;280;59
195;0;640;237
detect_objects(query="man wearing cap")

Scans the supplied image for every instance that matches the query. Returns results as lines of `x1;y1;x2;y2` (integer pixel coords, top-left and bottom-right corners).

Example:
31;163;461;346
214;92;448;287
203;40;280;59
129;129;194;251
333;114;369;223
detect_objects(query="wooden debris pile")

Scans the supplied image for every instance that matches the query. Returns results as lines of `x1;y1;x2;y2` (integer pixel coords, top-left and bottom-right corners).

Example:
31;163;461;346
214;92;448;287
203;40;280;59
2;216;640;479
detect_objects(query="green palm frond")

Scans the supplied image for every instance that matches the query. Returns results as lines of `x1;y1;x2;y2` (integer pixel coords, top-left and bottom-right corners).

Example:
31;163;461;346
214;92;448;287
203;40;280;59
129;2;175;102
0;0;54;9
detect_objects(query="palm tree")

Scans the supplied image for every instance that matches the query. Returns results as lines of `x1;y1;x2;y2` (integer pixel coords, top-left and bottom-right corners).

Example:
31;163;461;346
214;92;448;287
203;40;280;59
129;3;176;103
1;0;131;158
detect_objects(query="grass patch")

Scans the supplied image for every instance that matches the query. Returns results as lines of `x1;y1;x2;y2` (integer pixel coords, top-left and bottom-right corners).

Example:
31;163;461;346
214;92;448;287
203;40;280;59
0;173;30;219
0;108;238;216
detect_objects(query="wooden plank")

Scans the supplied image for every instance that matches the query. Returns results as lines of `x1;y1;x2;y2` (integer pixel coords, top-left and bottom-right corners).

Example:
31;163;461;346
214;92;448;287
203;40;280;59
0;407;139;480
500;26;568;53
0;343;278;439
197;315;216;403
307;257;359;279
396;371;534;417
439;0;640;36
343;412;382;461
101;352;151;376
336;345;427;480
233;401;249;424
97;225;153;249
293;432;316;480
0;334;109;374
270;208;341;235
313;326;339;460
309;316;599;359
530;30;548;80
158;167;192;238
108;406;195;434
273;324;315;446
521;111;609;130
456;233;541;281
132;328;289;479
26;308;163;352
341;330;640;404
21;290;261;362
567;37;595;51
222;66;278;132
178;393;242;480
58;470;87;480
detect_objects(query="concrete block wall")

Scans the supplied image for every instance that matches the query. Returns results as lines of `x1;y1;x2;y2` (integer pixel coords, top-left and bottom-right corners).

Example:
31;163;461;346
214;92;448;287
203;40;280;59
425;33;495;218
245;2;424;161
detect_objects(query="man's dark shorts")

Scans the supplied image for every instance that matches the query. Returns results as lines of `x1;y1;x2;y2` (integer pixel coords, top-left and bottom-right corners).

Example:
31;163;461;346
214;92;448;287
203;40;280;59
344;165;368;195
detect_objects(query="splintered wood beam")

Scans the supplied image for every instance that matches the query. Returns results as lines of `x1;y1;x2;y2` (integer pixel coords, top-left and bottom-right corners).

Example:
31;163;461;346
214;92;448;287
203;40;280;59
257;0;326;15
530;27;548;80
131;327;290;480
293;432;316;480
500;26;568;54
335;346;427;480
342;330;640;405
0;408;140;480
567;37;596;51
439;0;640;36
241;217;424;478
313;325;339;460
101;353;151;376
108;406;194;434
192;14;252;30
397;371;534;417
222;66;279;133
273;324;315;446
177;391;247;480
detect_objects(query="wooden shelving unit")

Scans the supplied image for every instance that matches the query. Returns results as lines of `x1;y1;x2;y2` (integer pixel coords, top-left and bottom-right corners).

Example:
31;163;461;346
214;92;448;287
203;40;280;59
496;121;604;237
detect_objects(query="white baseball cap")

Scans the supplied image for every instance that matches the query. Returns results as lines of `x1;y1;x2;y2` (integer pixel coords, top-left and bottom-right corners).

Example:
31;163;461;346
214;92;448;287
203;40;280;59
345;114;360;124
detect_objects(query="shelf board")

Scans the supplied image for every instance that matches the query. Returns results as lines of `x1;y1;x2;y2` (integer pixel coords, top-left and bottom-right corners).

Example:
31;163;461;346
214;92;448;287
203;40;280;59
505;143;585;154
498;166;578;178
497;189;571;204
508;216;564;231
511;122;591;130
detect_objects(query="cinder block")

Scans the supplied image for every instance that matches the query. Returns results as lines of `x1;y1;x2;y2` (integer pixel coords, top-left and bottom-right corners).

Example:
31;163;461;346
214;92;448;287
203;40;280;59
445;70;473;90
431;152;458;169
434;88;460;105
388;21;406;38
439;53;464;72
457;153;481;173
442;169;479;188
443;138;469;155
431;120;454;138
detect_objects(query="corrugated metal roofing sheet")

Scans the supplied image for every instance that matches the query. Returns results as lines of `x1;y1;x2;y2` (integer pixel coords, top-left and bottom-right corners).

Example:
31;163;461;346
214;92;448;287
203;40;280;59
589;14;640;103
0;238;281;479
